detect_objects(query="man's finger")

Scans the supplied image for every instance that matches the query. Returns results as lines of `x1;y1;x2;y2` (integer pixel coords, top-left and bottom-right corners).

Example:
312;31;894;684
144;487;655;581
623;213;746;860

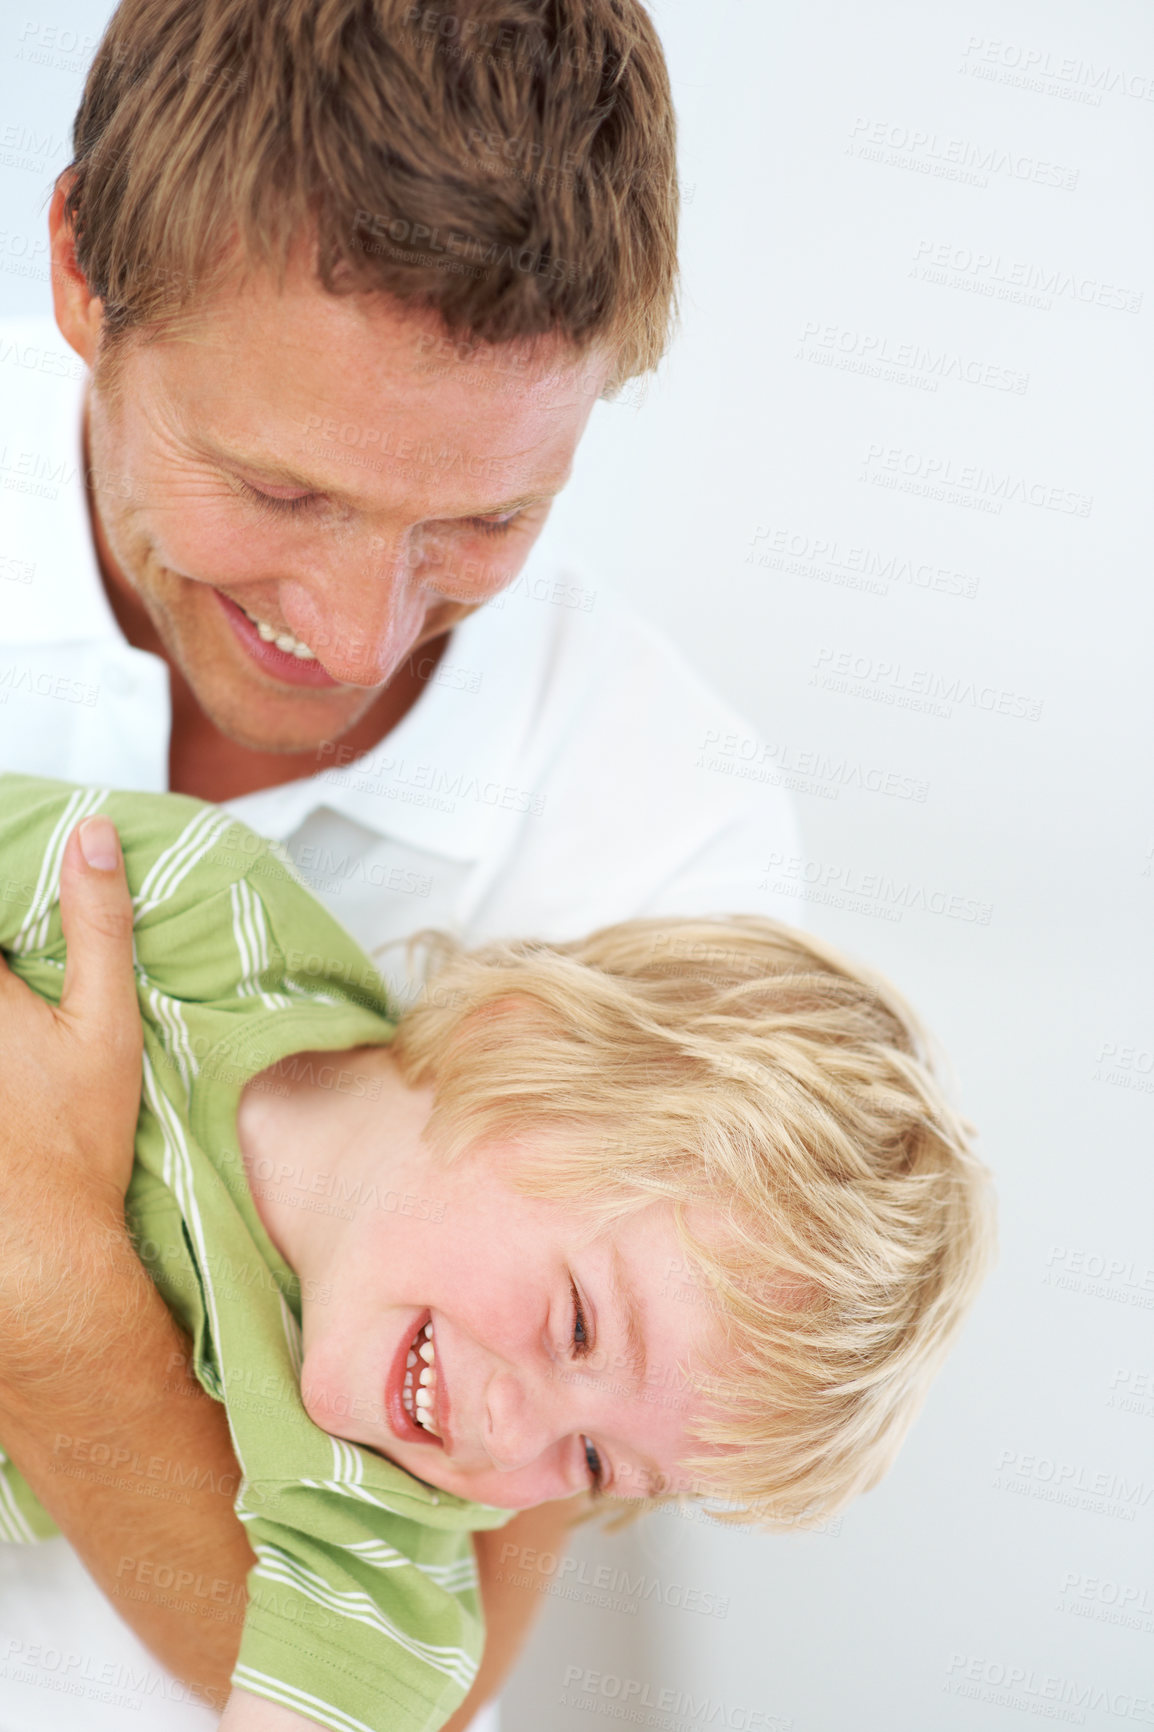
57;817;141;1042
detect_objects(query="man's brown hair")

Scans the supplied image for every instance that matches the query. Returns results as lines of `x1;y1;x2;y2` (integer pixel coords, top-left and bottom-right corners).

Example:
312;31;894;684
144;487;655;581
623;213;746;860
62;0;679;389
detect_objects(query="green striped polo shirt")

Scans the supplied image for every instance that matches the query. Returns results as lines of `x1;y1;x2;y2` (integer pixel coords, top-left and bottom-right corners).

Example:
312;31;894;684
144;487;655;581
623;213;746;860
0;773;513;1732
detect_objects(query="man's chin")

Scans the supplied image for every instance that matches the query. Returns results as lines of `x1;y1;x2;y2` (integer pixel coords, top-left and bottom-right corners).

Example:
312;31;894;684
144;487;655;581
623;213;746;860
195;682;380;760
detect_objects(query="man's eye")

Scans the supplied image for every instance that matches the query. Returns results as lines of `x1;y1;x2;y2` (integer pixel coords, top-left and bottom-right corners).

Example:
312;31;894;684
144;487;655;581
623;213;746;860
467;514;519;537
238;480;315;516
582;1436;605;1494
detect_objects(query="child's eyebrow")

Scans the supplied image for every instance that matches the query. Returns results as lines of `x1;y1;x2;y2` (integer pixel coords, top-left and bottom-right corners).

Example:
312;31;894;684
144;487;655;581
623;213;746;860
609;1243;648;1387
608;1250;679;1501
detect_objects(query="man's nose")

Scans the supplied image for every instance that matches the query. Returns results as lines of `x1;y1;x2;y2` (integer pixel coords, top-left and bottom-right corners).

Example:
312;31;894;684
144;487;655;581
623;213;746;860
283;533;427;687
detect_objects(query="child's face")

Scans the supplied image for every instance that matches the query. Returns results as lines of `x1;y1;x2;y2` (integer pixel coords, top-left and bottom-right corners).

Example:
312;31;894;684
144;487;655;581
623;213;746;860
296;1142;721;1508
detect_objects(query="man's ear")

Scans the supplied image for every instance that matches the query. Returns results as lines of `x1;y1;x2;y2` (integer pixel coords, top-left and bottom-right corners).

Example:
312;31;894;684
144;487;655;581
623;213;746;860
48;172;104;366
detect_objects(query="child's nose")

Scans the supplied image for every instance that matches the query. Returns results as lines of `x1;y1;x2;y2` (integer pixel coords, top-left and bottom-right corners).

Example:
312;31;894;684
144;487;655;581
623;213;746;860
483;1369;564;1475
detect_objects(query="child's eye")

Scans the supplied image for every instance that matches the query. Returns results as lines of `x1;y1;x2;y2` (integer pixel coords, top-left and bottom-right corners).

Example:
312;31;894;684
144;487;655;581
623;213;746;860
570;1281;591;1356
582;1436;605;1494
570;1285;605;1491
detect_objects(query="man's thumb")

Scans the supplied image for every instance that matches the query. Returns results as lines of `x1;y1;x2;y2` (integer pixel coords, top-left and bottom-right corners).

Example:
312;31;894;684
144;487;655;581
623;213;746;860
58;816;140;1035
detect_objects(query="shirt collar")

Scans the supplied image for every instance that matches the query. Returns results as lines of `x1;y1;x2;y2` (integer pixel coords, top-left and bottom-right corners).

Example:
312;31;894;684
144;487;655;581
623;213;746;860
0;326;125;646
229;589;550;863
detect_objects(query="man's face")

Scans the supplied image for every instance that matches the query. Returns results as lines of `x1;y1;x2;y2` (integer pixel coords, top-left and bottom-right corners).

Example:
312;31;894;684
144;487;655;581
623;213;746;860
79;267;608;753
295;1142;723;1510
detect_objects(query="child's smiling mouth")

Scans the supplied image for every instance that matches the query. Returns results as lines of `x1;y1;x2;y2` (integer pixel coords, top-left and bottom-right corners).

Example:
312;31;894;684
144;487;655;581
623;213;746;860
402;1319;440;1437
387;1311;448;1451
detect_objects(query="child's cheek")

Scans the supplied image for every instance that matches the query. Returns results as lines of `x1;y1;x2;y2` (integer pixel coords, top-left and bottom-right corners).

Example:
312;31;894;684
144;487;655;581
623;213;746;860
299;1342;357;1435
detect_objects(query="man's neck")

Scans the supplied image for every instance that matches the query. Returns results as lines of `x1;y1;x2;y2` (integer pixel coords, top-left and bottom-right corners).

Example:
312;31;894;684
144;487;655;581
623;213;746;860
165;641;441;804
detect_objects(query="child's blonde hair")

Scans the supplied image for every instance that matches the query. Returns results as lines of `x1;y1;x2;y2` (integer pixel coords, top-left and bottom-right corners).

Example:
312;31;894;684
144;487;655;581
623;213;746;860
390;916;996;1528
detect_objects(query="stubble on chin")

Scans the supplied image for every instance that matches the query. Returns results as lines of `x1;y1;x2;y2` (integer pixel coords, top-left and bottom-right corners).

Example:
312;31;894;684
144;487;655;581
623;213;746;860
143;572;375;756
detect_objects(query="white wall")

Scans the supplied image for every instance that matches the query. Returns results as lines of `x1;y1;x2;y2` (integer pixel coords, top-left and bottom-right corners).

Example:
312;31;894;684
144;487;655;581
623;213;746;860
3;3;1152;1731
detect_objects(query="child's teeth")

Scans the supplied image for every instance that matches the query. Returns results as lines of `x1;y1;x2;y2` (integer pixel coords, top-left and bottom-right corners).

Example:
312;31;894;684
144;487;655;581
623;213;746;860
400;1321;440;1434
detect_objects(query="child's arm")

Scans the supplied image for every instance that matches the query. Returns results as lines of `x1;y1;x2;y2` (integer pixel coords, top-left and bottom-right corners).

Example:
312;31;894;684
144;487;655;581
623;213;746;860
211;1501;581;1732
441;1502;582;1732
218;1691;343;1729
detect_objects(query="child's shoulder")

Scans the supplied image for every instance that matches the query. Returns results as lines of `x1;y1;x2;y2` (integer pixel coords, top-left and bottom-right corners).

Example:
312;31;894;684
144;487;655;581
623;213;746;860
0;772;286;906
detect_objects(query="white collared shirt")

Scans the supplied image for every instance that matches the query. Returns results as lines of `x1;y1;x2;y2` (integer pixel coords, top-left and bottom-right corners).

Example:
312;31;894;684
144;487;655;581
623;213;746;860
0;316;801;995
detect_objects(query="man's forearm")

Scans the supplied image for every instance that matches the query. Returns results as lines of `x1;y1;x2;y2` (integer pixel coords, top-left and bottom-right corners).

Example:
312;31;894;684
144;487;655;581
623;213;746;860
1;1205;579;1728
441;1498;582;1732
0;1211;253;1710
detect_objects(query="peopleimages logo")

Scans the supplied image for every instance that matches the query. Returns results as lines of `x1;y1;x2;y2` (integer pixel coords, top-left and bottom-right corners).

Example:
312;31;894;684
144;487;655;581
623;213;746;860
847;117;1080;190
747;524;978;599
959;37;1154;105
1043;1245;1154;1309
859;443;1093;517
1058;1570;1154;1633
794;321;1029;395
944;1655;1154;1725
559;1667;792;1730
810;646;1044;722
910;239;1143;314
993;1449;1153;1522
497;1547;730;1618
697;729;930;803
761;853;992;926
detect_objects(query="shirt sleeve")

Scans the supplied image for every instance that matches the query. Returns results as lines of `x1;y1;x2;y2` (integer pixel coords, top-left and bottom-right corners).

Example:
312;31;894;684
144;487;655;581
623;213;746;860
233;1477;488;1732
636;786;806;925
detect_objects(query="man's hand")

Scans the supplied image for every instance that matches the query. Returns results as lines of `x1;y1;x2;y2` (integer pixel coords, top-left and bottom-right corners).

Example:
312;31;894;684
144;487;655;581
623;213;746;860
0;817;143;1386
0;816;140;1204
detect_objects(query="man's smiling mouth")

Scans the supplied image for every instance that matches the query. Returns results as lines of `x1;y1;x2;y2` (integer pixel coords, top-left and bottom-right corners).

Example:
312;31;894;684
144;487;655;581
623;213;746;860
237;602;318;660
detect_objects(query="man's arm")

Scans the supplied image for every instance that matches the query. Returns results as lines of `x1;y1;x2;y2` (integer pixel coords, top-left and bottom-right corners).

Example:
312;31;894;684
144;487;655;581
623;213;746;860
0;820;256;1707
0;1281;252;1714
0;822;570;1720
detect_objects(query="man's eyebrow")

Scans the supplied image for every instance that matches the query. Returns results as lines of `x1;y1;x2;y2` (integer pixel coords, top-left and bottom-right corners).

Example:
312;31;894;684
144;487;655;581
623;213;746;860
199;437;564;516
466;492;559;516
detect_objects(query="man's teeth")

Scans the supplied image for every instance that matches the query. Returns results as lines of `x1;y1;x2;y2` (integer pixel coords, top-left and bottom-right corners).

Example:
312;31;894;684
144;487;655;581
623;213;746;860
240;605;317;661
402;1322;439;1436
